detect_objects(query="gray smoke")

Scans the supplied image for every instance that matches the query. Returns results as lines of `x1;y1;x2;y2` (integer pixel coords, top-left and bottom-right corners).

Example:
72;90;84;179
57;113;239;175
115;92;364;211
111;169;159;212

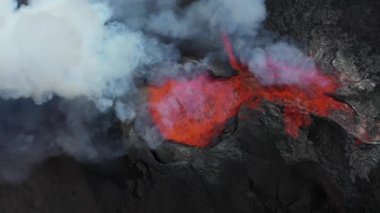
234;40;329;86
0;97;127;182
106;0;266;38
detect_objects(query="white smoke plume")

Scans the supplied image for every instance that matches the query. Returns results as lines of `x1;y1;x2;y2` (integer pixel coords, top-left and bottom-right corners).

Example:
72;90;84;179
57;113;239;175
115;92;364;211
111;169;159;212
0;0;171;103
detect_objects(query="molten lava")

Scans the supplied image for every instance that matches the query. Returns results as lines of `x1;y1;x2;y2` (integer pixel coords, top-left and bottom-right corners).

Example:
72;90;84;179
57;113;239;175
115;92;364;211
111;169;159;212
148;34;351;147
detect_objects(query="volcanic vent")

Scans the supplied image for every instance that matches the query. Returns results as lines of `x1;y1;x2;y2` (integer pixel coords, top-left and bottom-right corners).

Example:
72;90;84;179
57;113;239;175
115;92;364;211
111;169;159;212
0;0;379;213
148;34;355;147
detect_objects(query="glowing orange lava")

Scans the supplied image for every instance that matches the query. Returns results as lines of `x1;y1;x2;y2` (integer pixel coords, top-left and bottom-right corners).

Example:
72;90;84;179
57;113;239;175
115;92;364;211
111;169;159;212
148;34;351;147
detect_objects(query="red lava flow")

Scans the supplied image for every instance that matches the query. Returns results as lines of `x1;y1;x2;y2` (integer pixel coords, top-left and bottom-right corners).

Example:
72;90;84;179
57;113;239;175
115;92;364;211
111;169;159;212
147;34;351;147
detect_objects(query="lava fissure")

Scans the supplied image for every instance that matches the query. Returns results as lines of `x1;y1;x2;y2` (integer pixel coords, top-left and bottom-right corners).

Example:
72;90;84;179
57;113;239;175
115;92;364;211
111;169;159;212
148;34;352;147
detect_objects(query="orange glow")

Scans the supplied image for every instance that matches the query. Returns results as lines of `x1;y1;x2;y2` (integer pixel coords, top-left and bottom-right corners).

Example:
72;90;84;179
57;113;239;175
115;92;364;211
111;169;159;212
148;34;351;147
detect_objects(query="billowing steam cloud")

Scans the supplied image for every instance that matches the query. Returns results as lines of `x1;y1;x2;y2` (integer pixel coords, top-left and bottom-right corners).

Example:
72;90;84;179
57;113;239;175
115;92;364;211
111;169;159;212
0;0;171;103
0;0;323;182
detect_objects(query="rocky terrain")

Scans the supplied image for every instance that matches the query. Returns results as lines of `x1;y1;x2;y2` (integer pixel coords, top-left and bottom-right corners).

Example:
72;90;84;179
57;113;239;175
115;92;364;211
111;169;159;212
1;0;379;213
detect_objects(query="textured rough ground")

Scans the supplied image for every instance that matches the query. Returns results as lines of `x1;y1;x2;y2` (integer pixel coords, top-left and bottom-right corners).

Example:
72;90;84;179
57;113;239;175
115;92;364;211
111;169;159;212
0;0;379;213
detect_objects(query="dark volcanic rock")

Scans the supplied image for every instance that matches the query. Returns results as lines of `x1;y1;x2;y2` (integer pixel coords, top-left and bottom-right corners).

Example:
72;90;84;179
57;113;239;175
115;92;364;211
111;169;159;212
85;108;344;213
0;157;100;213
